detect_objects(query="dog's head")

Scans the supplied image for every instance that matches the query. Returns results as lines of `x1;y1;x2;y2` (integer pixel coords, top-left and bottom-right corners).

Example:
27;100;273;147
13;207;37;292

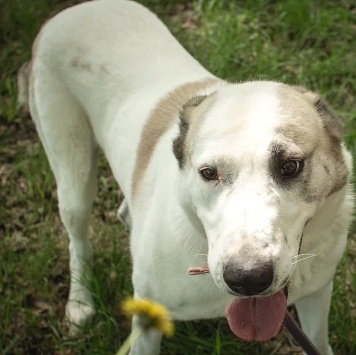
173;81;351;298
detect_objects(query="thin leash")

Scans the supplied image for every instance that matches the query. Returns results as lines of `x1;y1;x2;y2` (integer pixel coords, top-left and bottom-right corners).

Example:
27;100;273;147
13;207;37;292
284;230;321;355
283;311;321;355
188;266;322;355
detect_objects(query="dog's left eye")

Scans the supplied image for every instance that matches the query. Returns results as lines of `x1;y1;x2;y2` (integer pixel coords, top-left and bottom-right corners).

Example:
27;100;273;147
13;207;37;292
199;167;218;181
281;160;304;178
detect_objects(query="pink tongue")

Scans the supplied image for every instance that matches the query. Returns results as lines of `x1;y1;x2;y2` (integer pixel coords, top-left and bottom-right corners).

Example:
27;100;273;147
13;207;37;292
225;290;287;342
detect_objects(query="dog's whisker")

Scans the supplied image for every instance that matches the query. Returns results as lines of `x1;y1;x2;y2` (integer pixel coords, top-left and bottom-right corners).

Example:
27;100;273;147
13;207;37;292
294;254;319;261
292;253;319;259
212;283;221;294
193;253;208;257
292;254;320;265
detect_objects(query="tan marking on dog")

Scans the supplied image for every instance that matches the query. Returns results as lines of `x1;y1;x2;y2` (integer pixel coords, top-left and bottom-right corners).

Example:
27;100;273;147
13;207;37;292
277;85;348;199
70;56;92;72
277;85;321;151
176;93;218;168
132;78;219;200
290;85;344;141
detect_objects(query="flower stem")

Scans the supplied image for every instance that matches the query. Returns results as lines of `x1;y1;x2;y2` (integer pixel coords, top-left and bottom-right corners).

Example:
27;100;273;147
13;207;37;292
116;328;143;355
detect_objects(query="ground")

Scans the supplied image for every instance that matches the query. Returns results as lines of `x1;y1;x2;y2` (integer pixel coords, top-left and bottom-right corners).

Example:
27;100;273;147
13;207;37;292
0;0;355;354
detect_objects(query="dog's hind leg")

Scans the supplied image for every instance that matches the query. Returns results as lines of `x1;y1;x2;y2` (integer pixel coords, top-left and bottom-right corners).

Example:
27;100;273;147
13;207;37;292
29;66;97;334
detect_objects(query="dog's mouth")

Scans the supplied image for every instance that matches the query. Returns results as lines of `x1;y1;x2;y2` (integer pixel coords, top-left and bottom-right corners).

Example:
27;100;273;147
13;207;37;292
225;288;287;341
188;266;287;341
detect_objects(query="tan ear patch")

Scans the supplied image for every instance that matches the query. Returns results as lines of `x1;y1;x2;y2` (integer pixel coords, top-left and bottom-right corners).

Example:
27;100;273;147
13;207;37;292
291;85;344;141
131;78;219;201
277;84;349;200
313;97;344;141
172;95;209;168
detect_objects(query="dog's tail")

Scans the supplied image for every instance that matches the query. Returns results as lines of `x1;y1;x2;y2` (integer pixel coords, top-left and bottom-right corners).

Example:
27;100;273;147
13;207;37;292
17;61;31;113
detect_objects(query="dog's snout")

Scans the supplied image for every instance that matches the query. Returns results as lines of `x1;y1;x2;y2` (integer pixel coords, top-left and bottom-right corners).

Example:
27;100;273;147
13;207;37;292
223;261;274;296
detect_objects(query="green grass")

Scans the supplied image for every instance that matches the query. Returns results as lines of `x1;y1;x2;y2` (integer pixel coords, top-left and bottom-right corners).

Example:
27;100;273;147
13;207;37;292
0;0;355;354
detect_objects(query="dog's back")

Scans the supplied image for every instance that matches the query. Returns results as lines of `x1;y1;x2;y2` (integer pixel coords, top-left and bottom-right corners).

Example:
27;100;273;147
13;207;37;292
27;0;213;197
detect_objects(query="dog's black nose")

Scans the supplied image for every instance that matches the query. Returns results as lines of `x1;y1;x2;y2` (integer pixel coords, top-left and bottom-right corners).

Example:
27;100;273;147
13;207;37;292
223;261;274;296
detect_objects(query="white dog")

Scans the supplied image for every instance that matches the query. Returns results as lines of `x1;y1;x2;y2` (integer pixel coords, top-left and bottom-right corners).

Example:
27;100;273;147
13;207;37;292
21;0;354;354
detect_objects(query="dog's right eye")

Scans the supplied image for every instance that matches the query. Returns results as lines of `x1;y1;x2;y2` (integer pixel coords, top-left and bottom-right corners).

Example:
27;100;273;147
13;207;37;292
199;167;218;181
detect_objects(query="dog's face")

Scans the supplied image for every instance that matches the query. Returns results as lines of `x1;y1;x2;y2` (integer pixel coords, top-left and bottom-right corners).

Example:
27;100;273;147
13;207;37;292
174;81;349;297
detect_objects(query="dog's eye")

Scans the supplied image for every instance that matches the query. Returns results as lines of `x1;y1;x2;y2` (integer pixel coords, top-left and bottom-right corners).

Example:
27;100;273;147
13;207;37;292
199;167;218;181
281;160;304;178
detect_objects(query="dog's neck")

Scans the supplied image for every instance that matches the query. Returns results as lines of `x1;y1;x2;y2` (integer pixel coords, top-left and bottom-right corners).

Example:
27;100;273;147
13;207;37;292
302;184;353;251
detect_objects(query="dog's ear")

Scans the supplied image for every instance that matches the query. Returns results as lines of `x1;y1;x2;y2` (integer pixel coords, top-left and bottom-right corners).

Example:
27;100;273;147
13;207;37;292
313;96;344;142
173;95;208;169
292;86;344;142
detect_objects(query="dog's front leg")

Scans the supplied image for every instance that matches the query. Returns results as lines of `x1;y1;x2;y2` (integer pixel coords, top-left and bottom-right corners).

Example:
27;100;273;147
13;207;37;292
294;281;334;355
129;315;163;355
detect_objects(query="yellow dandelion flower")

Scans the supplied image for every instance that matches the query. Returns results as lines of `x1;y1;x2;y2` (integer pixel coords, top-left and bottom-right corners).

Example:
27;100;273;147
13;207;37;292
121;298;175;337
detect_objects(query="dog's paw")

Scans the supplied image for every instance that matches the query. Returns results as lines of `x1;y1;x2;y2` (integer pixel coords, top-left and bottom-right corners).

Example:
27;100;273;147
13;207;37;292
64;300;95;336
